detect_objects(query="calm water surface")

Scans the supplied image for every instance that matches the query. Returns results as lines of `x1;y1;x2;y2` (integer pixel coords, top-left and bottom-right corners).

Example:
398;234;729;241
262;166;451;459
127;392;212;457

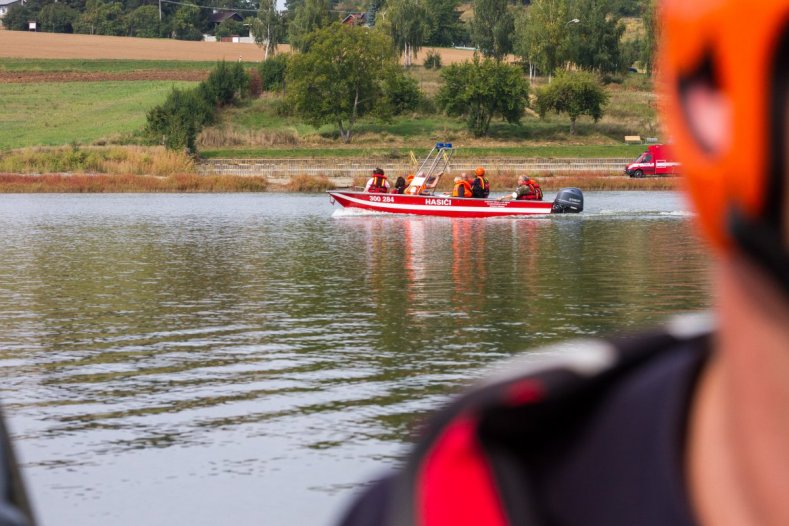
0;192;711;525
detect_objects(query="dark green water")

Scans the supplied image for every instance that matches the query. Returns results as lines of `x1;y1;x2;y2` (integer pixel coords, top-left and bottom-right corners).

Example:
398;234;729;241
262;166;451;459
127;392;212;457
0;192;711;525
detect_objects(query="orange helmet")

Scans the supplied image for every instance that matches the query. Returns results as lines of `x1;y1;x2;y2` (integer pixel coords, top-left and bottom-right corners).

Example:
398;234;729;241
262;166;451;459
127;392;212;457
660;0;789;272
475;167;486;177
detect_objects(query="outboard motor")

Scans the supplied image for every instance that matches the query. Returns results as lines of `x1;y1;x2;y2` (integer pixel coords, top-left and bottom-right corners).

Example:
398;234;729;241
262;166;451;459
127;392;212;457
551;187;584;213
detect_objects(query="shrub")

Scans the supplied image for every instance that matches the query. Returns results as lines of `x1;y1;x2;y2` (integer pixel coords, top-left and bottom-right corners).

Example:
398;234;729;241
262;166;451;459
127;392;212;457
146;88;214;152
423;50;442;70
437;56;530;137
200;61;250;107
145;61;250;152
381;70;421;115
258;54;289;92
536;71;609;135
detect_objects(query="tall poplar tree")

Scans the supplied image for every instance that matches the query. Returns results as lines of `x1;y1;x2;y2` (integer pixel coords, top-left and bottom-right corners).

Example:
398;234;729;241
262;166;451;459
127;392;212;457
470;0;514;61
251;0;284;60
378;0;430;67
288;0;333;52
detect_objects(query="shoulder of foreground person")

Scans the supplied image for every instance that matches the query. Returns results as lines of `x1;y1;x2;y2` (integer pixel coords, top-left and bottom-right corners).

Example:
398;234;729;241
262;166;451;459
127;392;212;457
338;313;715;526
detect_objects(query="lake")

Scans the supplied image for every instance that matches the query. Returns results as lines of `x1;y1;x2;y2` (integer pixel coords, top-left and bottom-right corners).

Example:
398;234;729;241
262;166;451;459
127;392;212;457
0;192;711;525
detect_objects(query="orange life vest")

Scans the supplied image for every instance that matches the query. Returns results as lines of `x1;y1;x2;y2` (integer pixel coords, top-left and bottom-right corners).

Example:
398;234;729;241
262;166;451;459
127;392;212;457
452;181;473;198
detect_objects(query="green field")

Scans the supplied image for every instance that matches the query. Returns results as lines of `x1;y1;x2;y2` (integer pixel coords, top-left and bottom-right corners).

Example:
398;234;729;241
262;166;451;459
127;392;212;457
0;58;658;158
0;80;196;149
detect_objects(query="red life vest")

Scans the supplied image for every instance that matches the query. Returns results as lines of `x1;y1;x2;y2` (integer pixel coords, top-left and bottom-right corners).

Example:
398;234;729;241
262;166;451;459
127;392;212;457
517;181;543;201
368;175;388;193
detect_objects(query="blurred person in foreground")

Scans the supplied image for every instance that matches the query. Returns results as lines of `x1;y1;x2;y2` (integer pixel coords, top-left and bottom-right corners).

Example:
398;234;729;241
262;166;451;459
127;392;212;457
338;1;789;525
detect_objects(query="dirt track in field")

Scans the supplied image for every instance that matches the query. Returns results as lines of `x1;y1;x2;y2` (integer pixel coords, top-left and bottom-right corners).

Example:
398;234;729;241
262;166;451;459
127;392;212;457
0;29;479;64
0;70;210;83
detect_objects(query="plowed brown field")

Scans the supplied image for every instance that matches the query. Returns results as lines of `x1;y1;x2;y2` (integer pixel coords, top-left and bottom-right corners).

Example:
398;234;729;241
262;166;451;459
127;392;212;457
0;29;480;64
0;70;210;83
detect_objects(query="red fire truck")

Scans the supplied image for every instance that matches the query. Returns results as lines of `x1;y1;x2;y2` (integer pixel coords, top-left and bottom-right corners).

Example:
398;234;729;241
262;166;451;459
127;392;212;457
624;144;682;178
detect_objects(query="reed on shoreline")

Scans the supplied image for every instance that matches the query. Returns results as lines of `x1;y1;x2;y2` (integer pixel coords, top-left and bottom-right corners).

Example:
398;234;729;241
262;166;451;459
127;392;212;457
0;173;269;193
0;146;195;176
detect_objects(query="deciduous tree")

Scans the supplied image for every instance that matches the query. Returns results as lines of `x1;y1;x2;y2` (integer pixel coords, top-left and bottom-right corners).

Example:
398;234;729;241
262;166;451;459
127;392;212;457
75;0;126;36
286;23;402;143
425;0;465;47
377;0;430;67
514;0;570;77
639;0;659;75
39;3;78;33
250;0;284;60
437;55;530;137
125;5;161;38
287;0;333;52
470;0;514;61
535;70;608;134
566;0;625;73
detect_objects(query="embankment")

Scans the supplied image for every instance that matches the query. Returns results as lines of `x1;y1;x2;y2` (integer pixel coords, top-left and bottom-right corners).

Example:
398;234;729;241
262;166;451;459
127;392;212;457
0;147;679;192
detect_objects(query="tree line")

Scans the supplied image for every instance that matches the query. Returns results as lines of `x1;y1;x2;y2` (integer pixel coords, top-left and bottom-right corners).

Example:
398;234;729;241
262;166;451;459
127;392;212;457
3;0;655;75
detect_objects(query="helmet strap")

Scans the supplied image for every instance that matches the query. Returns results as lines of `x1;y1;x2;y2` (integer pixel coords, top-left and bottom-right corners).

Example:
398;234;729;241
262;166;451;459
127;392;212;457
728;207;789;298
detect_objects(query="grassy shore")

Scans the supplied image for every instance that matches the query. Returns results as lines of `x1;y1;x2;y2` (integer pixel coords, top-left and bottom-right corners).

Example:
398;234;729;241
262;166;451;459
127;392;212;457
199;145;645;159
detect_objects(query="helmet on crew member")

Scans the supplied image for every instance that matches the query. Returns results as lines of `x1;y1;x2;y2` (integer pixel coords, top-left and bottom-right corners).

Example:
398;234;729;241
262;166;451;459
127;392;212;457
660;0;789;292
475;167;486;177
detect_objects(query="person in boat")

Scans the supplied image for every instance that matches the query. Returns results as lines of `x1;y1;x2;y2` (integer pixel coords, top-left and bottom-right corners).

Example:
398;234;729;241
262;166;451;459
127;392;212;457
338;2;789;525
471;167;490;198
404;172;425;195
364;168;389;193
513;175;543;201
392;176;407;194
451;175;472;198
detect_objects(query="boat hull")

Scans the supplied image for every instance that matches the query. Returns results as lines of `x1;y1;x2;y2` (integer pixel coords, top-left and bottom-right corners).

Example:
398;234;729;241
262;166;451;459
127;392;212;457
328;191;556;218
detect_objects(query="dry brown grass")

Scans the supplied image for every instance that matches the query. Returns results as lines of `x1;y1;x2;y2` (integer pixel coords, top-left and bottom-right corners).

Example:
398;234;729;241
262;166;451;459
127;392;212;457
282;174;336;192
537;173;680;191
0;173;269;192
0;146;195;176
198;128;300;148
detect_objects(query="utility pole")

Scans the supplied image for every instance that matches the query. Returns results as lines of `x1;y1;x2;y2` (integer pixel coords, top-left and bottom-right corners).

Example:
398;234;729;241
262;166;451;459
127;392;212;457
159;0;162;21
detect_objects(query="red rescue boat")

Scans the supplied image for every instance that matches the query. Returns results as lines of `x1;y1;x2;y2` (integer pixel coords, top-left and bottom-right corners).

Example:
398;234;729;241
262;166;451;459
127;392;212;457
328;143;584;218
328;191;562;218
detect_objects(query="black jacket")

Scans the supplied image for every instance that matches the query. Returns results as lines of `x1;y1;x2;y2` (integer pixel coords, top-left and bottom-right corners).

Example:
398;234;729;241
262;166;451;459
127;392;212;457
338;315;712;526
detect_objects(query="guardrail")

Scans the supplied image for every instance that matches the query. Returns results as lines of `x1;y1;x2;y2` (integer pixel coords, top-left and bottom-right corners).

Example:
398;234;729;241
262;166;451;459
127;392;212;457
198;158;632;182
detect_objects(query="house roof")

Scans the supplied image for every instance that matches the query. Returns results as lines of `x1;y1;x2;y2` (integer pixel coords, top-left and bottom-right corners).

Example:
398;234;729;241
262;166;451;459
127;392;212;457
210;11;243;24
341;13;367;25
0;0;23;7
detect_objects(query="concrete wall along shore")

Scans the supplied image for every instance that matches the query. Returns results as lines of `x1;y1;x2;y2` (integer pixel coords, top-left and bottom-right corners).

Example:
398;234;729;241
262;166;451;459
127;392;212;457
198;158;633;187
